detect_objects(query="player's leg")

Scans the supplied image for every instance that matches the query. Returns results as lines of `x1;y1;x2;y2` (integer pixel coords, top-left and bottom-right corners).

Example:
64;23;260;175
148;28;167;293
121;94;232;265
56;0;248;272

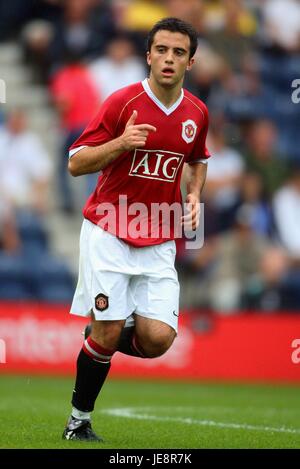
84;315;175;359
84;322;142;357
83;314;144;358
72;314;125;415
133;316;176;358
128;239;180;358
63;317;125;441
64;221;131;441
95;241;179;359
78;234;179;364
110;276;179;359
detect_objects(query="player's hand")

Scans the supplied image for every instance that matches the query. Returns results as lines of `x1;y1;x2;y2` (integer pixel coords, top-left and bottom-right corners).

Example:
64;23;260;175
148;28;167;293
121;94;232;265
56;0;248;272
120;110;156;151
181;193;201;231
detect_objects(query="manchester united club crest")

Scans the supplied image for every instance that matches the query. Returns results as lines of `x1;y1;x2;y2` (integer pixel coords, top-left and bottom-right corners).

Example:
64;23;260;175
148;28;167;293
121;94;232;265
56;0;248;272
182;119;197;144
95;293;109;311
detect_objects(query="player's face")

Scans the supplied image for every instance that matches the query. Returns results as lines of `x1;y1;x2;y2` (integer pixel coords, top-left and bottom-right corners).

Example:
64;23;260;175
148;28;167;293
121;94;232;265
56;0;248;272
147;30;194;88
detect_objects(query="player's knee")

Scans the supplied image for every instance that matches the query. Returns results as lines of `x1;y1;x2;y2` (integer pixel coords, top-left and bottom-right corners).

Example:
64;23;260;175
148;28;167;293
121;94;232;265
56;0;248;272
139;329;176;358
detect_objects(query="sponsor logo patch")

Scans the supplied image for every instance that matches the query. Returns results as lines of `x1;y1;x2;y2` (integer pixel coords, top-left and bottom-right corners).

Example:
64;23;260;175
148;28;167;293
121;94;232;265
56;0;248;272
95;293;109;311
129;149;184;182
182;119;197;144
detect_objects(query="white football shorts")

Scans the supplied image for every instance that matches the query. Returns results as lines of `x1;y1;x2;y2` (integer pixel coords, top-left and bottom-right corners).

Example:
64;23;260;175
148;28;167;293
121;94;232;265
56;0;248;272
70;219;180;332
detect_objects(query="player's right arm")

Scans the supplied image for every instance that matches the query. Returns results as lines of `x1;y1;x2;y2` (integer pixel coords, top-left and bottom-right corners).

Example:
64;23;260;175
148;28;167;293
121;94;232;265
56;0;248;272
68;110;156;176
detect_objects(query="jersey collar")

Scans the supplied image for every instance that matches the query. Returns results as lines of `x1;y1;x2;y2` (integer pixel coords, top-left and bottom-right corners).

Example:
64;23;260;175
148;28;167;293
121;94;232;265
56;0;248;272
142;78;184;116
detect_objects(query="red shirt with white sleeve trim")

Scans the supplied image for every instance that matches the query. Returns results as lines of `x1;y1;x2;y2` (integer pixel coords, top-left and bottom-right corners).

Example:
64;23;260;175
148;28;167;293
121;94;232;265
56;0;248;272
69;79;211;247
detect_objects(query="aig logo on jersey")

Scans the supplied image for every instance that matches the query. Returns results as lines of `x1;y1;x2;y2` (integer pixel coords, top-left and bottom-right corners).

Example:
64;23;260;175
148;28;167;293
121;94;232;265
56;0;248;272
182;119;197;144
129;149;184;182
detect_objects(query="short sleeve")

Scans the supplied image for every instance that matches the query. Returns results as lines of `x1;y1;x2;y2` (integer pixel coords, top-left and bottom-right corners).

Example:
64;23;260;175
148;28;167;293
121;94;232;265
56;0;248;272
186;103;211;164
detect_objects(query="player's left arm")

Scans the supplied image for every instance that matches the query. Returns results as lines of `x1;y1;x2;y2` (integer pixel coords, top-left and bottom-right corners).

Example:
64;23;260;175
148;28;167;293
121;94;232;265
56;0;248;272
181;162;207;230
182;101;210;230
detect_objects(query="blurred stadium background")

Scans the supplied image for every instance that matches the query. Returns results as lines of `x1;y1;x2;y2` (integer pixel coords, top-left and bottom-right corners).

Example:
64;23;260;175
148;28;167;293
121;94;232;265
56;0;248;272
0;0;300;449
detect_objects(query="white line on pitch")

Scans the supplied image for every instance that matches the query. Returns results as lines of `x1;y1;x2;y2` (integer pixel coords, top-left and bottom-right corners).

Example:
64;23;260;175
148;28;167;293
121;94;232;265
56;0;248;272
100;407;300;435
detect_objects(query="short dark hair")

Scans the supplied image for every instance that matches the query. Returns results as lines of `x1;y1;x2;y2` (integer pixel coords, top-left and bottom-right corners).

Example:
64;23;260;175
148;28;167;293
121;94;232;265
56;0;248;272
147;17;198;59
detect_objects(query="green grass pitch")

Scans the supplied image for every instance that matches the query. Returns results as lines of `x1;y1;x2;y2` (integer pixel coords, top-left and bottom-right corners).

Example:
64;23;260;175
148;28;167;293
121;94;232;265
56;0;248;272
0;375;299;449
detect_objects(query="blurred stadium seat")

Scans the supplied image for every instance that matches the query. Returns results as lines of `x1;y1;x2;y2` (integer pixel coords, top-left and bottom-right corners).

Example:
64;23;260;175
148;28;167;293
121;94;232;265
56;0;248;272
16;210;49;253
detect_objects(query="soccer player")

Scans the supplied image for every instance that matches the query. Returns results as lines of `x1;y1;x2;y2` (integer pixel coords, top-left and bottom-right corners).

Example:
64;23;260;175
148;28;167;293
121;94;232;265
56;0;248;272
62;17;210;441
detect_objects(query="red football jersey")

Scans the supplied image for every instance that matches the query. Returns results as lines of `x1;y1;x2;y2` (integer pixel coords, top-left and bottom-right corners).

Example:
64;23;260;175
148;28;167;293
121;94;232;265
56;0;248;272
69;79;211;247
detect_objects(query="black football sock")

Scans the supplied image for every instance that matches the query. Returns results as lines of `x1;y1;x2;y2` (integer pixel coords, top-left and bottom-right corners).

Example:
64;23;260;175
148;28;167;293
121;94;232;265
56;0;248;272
117;326;147;358
71;339;113;413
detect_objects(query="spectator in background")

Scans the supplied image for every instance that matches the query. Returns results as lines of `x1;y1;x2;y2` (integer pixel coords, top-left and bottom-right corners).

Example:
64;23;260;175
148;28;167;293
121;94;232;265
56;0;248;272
112;0;168;54
236;171;273;237
0;0;61;41
243;246;299;311
204;121;244;233
0;197;20;253
203;0;257;37
50;51;100;213
0;109;52;214
242;119;289;198
48;0;115;74
89;34;146;101
206;0;257;73
116;0;167;31
165;0;205;34
273;164;300;260
262;0;300;53
177;201;273;312
22;19;55;83
188;43;227;102
204;204;269;312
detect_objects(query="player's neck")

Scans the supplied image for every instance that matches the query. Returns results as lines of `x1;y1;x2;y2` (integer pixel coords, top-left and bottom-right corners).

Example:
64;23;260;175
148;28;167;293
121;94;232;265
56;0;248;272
147;77;183;108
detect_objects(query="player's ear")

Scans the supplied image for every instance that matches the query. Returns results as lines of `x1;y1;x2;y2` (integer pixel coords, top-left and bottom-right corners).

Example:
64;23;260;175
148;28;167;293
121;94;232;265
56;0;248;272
146;51;151;66
186;57;194;71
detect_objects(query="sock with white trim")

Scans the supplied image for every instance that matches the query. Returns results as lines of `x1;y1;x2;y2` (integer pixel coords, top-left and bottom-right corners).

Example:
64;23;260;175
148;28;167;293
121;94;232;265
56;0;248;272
71;337;114;412
71;407;91;421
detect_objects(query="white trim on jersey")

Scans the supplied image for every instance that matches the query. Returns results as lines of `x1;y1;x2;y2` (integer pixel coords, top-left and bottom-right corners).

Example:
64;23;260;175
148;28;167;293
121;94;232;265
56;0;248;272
69;145;88;158
142;79;184;116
